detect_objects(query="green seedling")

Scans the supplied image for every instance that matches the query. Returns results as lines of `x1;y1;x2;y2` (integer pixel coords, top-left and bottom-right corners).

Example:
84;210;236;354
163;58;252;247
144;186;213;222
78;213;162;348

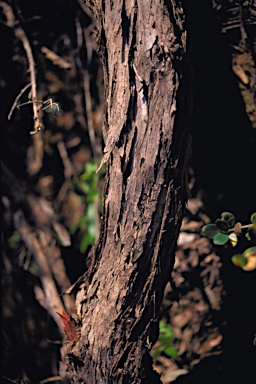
152;320;178;362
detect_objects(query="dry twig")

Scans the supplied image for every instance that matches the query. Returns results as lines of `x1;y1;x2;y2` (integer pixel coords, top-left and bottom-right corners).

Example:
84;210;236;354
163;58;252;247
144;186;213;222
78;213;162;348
56;141;73;203
2;164;75;323
39;376;61;384
7;82;32;120
1;1;45;134
75;18;100;158
41;46;72;69
13;210;65;333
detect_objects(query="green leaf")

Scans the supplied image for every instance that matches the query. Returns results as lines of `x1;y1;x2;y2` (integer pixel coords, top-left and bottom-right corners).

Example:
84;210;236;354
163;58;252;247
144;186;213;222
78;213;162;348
250;212;256;225
245;230;252;241
231;254;247;268
243;246;256;258
229;233;238;247
220;212;236;229
159;321;174;335
215;219;229;232
165;347;178;358
201;224;220;239
152;321;178;362
159;320;168;332
231;248;256;270
29;260;39;273
158;334;172;344
79;232;94;253
152;348;162;362
8;231;21;248
213;232;229;245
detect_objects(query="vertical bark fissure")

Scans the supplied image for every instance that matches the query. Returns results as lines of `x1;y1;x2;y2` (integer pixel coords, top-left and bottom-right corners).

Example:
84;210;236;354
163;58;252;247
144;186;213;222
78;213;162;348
61;1;190;382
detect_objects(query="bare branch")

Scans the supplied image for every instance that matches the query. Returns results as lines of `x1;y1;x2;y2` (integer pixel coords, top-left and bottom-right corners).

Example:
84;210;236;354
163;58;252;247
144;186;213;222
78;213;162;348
75;19;102;159
56;141;73;203
7;82;32;120
41;46;72;70
1;2;43;134
39;376;61;384
13;210;65;333
76;0;94;20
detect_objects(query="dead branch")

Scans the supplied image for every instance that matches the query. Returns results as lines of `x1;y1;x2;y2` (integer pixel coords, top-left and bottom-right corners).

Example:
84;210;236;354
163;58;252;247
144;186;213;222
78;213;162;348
37;229;75;314
39;376;61;384
1;2;42;134
41;46;72;69
56;141;73;203
75;19;99;158
76;0;94;20
2;163;75;318
26;130;44;174
13;210;65;333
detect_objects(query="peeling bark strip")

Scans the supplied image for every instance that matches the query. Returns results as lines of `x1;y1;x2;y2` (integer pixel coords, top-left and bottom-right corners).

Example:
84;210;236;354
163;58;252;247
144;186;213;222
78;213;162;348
61;0;191;382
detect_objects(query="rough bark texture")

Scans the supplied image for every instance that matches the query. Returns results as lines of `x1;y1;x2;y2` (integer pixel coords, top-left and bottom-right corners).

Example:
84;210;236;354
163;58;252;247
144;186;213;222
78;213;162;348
60;0;190;382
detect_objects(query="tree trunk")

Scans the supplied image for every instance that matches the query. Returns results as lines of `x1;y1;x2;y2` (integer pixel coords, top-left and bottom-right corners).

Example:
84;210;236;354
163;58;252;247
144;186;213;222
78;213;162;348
60;0;191;382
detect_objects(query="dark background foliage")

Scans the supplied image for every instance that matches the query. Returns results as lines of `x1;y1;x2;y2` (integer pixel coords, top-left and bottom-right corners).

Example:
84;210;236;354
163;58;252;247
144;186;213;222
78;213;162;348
177;1;256;383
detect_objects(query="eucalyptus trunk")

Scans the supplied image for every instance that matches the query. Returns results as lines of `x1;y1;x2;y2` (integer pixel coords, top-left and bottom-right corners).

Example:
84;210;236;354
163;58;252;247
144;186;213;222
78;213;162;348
60;0;191;382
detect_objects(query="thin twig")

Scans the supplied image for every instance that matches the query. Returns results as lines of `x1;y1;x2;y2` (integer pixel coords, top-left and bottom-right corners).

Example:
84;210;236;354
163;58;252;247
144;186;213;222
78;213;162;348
39;376;61;384
17;99;44;108
1;2;43;134
16;98;59;112
36;227;75;314
227;223;253;233
7;82;31;120
239;4;248;41
75;19;98;158
41;46;72;69
56;141;73;203
26;129;44;175
0;1;15;26
15;28;41;134
76;0;94;20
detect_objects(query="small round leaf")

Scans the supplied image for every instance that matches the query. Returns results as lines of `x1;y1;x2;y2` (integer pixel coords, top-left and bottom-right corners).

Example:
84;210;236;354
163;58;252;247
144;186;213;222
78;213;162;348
229;233;238;247
243;246;256;258
245;230;252;241
220;212;236;228
165;347;178;358
231;254;247;268
250;212;256;225
202;224;220;239
213;232;229;245
215;219;229;232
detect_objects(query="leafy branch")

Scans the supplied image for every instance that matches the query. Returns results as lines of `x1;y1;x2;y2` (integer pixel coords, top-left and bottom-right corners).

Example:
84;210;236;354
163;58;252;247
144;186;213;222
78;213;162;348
202;211;256;271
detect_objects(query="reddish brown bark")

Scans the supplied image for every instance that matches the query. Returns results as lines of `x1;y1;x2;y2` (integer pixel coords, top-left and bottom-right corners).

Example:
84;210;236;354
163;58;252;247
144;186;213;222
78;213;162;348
60;0;191;382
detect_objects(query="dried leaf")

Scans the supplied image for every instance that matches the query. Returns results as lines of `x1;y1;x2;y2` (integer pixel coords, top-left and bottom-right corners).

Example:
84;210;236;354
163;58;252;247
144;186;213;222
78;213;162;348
161;368;188;383
177;232;196;246
197;334;222;355
57;311;80;343
233;222;242;235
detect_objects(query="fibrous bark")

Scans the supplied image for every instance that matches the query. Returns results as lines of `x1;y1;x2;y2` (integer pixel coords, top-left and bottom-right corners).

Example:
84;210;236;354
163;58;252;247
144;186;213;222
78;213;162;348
60;0;191;382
